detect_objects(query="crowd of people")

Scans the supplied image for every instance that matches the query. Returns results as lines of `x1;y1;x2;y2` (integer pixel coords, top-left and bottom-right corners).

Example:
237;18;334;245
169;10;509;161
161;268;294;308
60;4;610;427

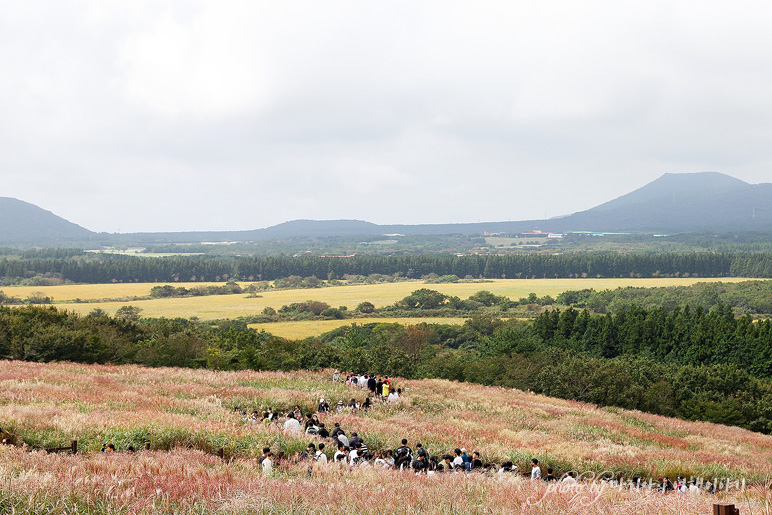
253;431;718;495
236;371;404;434
332;370;403;402
235;373;721;495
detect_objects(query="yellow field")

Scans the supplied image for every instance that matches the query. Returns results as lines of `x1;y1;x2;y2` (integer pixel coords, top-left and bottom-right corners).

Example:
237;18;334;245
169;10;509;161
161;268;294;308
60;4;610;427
250;317;473;339
3;277;752;322
0;282;227;301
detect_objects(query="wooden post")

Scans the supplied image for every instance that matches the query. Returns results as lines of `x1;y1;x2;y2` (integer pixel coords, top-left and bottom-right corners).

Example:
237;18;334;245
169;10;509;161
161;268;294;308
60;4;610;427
71;440;77;454
145;442;151;451
714;504;739;515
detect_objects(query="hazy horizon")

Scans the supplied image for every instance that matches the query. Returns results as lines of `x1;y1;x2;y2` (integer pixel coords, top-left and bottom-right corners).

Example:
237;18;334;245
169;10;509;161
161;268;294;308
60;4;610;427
3;2;772;233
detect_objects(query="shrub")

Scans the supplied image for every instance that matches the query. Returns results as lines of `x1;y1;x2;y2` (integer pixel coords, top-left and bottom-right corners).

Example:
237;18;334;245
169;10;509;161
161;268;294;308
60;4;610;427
356;301;375;314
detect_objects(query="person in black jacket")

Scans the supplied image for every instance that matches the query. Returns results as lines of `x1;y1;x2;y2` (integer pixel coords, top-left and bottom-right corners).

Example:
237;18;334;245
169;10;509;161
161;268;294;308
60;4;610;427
470;451;483;471
395;439;412;470
414;443;429;465
412;454;428;474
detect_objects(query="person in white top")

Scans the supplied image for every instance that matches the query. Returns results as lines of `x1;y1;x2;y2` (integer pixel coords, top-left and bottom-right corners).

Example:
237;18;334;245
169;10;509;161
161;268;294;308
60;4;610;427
561;471;577;483
348;446;359;466
261;453;273;475
530;458;542;480
497;462;518;475
374;450;389;468
313;443;328;465
283;414;301;433
333;442;347;464
452;448;464;471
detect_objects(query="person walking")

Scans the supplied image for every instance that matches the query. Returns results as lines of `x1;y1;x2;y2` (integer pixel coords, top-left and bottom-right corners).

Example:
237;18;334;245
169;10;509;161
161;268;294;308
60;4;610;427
530;458;542;480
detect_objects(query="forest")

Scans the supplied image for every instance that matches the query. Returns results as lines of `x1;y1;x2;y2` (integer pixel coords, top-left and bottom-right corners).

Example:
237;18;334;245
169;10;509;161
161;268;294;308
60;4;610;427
4;249;772;285
556;280;772;314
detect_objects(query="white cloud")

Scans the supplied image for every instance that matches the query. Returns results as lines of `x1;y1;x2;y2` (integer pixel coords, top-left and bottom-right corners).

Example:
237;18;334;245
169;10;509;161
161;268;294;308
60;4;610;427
117;2;275;118
2;1;772;232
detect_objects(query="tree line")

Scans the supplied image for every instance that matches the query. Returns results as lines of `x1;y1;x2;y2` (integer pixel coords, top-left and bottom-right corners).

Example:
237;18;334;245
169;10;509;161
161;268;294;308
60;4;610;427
5;251;772;285
532;304;772;377
556;280;772;315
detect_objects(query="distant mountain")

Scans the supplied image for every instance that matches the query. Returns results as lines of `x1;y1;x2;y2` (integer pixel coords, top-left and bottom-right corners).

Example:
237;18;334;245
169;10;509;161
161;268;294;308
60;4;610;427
0;197;94;244
257;219;381;237
4;172;772;246
558;172;772;232
111;220;384;244
243;172;772;236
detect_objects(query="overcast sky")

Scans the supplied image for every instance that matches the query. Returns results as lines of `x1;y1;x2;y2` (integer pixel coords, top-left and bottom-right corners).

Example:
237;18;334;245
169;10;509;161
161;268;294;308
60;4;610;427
3;1;772;233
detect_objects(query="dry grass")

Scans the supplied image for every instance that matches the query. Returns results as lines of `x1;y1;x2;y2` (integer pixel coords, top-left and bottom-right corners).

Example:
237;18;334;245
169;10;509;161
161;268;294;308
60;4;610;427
0;449;758;514
3;277;750;321
0;360;768;514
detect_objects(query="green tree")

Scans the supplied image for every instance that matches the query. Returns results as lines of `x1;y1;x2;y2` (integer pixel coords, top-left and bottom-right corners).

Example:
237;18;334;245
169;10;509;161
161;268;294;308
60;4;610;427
468;290;505;307
356;301;376;314
115;305;142;322
397;289;448;310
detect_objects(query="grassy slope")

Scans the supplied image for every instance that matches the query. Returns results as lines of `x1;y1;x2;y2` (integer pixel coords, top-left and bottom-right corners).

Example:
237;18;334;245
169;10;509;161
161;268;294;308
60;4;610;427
0;361;766;514
1;361;769;476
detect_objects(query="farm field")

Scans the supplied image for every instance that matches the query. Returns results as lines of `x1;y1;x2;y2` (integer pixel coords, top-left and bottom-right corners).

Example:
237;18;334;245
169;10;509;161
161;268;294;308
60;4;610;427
2;277;751;321
0;281;229;301
251;317;474;339
0;360;766;514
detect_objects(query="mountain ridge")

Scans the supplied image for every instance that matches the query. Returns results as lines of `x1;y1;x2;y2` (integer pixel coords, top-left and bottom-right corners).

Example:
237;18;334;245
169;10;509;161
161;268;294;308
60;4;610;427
0;197;93;243
564;172;772;232
3;172;772;244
